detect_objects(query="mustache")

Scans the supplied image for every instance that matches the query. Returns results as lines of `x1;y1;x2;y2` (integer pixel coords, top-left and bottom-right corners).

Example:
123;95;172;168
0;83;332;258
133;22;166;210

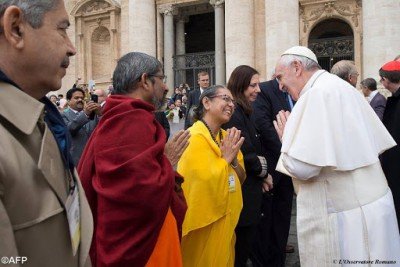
61;57;70;68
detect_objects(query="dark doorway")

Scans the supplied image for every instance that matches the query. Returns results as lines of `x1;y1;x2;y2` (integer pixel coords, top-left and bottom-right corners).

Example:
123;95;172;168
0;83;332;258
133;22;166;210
185;12;214;53
174;12;215;90
308;19;354;71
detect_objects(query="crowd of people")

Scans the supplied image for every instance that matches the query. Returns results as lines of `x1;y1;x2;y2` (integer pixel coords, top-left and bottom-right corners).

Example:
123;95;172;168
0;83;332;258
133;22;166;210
0;1;399;267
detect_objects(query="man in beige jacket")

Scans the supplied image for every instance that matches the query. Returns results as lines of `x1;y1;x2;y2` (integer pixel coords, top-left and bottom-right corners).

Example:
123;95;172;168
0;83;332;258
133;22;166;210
0;1;93;266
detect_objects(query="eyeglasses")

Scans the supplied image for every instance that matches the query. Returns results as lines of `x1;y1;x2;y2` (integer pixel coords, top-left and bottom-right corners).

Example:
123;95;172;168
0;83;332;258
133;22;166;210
149;74;167;83
209;94;236;105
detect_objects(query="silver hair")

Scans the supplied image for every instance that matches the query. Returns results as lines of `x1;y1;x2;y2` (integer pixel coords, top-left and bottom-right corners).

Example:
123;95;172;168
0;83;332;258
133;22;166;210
0;0;60;34
279;54;321;71
330;60;357;81
112;52;163;95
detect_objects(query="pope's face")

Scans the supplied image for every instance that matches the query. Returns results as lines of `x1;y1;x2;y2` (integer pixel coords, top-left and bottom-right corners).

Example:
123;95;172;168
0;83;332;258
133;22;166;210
275;61;302;101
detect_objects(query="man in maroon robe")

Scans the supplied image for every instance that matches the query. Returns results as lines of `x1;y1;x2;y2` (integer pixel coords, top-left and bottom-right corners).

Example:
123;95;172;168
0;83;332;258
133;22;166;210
78;52;189;267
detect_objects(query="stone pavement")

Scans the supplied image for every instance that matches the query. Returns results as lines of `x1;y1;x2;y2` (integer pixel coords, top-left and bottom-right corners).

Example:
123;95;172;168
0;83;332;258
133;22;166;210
285;197;300;267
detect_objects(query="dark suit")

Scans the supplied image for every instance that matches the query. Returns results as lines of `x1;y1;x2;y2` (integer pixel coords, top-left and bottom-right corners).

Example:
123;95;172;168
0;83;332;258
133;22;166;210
184;88;201;129
251;79;294;267
381;88;400;231
62;109;98;166
369;91;387;121
223;105;265;266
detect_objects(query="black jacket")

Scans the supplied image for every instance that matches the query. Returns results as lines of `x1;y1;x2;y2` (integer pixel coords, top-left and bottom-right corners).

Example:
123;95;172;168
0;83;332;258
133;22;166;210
253;79;291;185
184;89;201;129
381;88;400;228
223;104;265;226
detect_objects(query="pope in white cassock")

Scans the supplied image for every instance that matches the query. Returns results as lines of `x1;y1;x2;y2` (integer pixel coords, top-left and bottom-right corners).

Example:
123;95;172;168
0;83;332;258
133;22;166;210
273;46;400;266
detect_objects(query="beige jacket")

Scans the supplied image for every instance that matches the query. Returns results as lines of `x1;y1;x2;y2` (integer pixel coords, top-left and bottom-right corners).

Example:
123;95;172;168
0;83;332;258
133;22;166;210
0;82;93;267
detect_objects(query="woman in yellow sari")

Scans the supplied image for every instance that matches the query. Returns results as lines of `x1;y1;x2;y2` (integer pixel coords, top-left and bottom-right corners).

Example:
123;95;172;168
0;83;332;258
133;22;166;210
178;85;246;266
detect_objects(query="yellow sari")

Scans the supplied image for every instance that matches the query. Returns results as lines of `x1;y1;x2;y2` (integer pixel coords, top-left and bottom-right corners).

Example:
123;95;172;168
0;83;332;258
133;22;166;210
178;121;244;267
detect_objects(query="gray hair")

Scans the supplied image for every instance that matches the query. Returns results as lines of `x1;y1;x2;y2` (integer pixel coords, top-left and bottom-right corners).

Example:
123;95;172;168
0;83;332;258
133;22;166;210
279;54;321;71
112;52;163;95
0;0;60;34
360;78;377;91
330;60;357;81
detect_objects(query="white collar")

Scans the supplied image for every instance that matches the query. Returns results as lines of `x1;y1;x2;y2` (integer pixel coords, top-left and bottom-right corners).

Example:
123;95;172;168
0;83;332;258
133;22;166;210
69;108;81;114
368;90;379;103
300;70;326;98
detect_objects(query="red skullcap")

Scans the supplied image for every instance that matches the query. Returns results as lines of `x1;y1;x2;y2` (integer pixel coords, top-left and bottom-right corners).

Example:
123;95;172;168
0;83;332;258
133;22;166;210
381;61;400;71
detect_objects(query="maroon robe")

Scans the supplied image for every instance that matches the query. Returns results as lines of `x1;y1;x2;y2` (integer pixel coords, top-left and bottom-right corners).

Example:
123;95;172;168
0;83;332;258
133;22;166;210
78;95;186;267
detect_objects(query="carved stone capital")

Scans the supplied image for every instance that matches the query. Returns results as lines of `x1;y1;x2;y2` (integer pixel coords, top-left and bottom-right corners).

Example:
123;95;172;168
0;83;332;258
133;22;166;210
210;0;225;8
158;4;177;16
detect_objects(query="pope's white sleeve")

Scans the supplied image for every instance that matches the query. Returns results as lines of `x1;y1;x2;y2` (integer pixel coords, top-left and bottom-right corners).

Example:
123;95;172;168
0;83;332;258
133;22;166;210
281;153;322;180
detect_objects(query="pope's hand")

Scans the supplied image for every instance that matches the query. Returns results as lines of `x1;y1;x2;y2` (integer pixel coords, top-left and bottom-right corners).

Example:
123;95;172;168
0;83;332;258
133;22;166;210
273;110;290;142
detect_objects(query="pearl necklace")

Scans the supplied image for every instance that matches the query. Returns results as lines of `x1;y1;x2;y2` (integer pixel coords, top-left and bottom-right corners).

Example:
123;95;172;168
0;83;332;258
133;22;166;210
201;119;222;146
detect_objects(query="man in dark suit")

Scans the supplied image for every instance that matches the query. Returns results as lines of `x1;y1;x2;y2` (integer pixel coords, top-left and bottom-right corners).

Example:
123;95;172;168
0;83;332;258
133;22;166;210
361;78;386;120
184;71;210;129
62;87;100;166
252;79;294;266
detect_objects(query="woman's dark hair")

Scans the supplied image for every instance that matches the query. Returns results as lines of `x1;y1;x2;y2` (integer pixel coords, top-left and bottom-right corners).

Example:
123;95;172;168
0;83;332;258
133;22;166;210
192;85;225;121
227;65;259;114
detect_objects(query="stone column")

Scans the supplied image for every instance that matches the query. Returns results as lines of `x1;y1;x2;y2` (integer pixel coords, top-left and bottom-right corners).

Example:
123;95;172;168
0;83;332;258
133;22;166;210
225;0;254;80
120;0;129;55
265;0;299;77
128;0;156;56
211;0;226;85
156;11;164;62
76;17;85;82
362;0;400;81
176;15;186;85
162;5;175;95
110;10;118;72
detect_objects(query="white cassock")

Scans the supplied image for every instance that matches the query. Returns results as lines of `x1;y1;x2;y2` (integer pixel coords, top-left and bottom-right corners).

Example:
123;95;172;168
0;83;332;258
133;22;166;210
277;70;400;266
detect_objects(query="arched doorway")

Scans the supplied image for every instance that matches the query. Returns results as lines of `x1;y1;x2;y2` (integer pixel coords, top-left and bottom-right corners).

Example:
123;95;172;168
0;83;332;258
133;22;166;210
308;19;354;71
